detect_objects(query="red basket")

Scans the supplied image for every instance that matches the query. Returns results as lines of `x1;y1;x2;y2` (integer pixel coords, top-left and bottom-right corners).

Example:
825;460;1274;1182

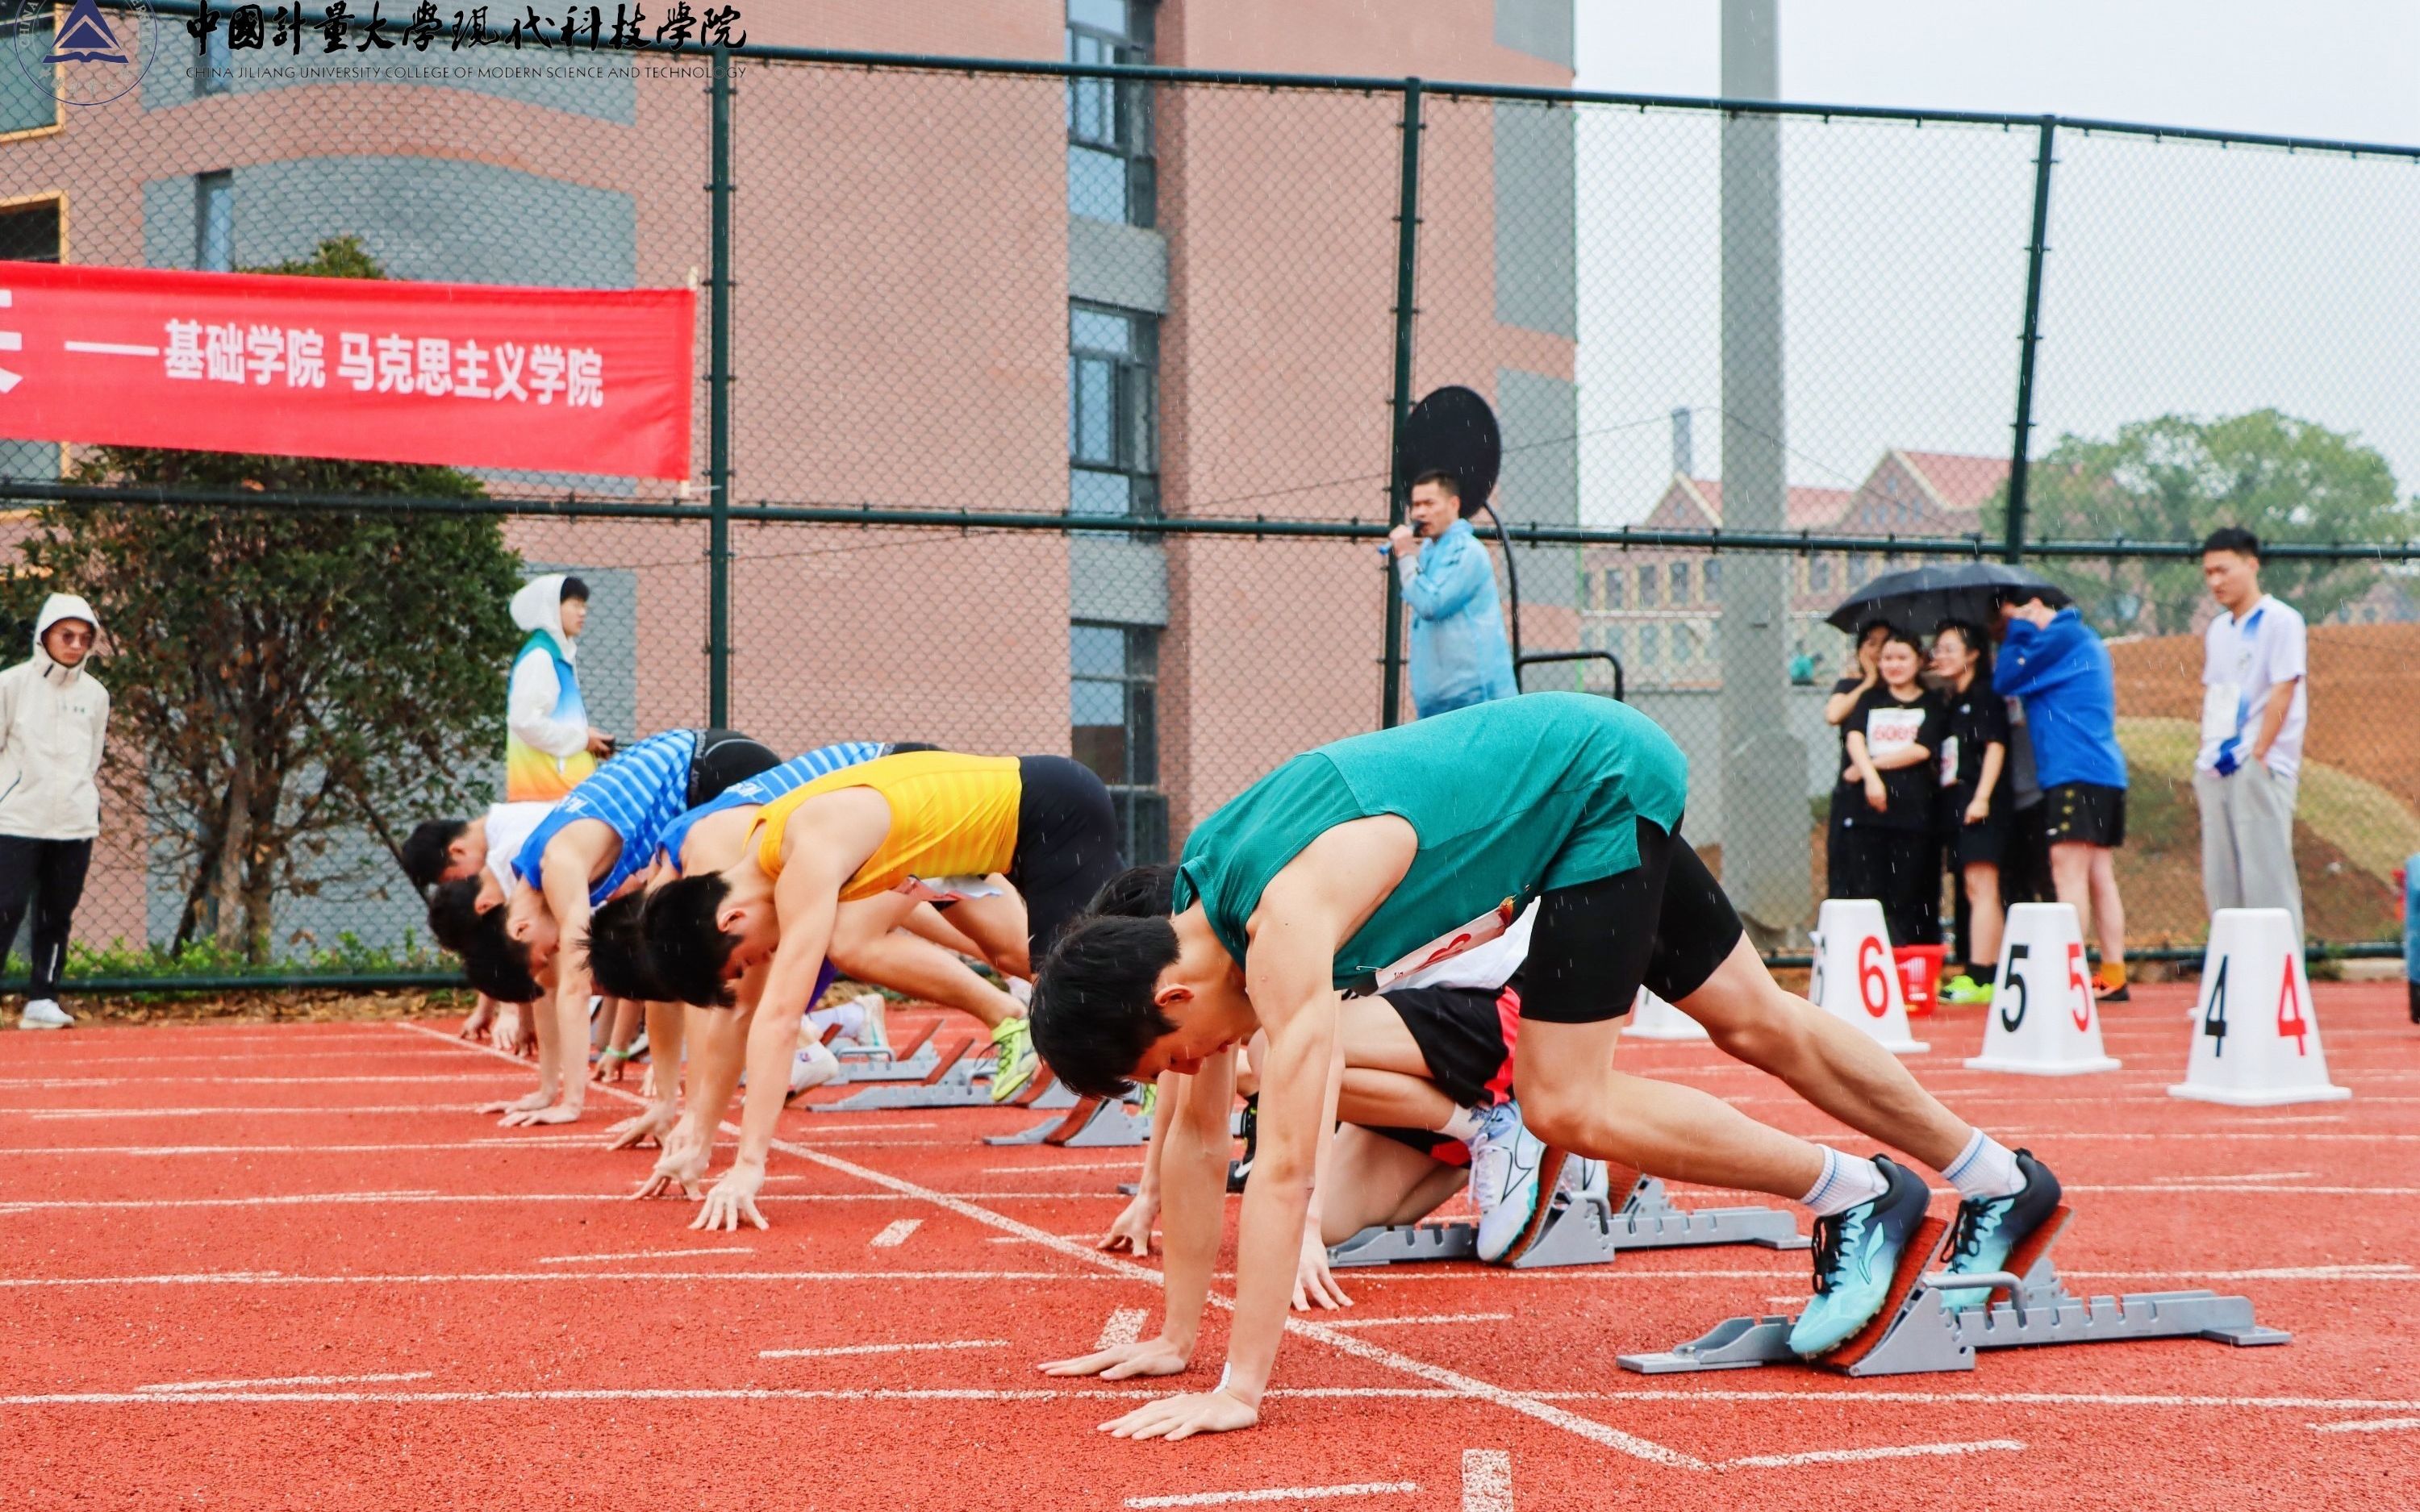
1894;944;1946;1018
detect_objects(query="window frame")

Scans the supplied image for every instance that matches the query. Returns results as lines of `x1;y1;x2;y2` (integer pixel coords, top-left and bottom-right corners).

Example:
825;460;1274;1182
1069;618;1167;863
194;169;234;272
1067;301;1159;519
1065;1;1156;227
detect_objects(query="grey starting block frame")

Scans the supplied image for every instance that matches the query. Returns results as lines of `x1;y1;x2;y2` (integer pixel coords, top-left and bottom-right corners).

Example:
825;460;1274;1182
1327;1176;1808;1271
985;1090;1155;1148
827;1019;944;1083
1619;1238;2288;1377
816;1038;1077;1113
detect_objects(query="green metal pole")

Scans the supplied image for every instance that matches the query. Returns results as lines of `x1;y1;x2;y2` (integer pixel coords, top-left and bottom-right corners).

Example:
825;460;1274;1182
2005;114;2055;565
707;48;735;725
1380;77;1423;728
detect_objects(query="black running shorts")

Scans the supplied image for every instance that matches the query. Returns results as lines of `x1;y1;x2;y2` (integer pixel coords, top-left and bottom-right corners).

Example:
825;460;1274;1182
1516;818;1745;1026
2042;781;2126;849
1009;755;1128;960
687;729;782;807
1366;982;1518;1168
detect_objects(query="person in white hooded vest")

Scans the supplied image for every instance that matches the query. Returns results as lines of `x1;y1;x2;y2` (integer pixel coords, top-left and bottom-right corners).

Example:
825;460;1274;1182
507;573;614;802
0;594;109;1029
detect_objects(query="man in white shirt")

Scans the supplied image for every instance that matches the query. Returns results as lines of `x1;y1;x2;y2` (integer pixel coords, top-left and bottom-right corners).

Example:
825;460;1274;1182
2194;527;2307;941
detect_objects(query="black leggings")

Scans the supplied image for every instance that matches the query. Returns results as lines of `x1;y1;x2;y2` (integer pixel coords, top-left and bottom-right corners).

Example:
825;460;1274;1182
1516;819;1745;1025
1833;825;1941;948
687;729;782;807
1009;756;1126;960
0;835;93;1000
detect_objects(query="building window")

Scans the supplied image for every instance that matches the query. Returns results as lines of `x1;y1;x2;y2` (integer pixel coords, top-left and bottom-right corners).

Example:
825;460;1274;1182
1579;571;1594;610
1603;569;1625;610
1846;552;1871;590
1809;554;1832;593
1638;623;1660;668
0;6;57;135
1669;561;1691;605
195;171;233;271
1704;557;1721;602
1071;620;1166;863
200;24;232;94
1637;563;1659;608
0;194;60;478
1069;303;1158;518
1066;0;1155;227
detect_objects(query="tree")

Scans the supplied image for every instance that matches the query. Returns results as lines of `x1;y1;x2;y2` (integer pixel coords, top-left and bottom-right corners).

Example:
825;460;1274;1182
2;237;524;961
1988;410;2417;635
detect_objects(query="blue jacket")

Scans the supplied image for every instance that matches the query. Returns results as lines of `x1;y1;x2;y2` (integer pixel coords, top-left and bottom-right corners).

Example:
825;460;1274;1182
1995;609;2128;790
1396;519;1517;717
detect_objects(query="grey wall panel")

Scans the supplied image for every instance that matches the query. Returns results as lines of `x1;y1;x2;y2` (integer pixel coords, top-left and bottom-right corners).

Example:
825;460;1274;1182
1070;535;1168;627
1496;365;1577;608
1068;217;1170;314
1493;0;1575;69
1492;101;1575;339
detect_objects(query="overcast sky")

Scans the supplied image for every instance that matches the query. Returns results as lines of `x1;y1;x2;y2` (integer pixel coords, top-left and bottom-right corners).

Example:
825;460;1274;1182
1564;2;2420;525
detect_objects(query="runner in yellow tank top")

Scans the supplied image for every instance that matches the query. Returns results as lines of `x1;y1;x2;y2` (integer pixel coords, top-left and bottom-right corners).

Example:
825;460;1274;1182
640;748;1125;1231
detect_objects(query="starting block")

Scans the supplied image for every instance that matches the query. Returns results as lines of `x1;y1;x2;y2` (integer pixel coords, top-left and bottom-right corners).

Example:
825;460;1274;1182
1327;1172;1807;1271
817;1036;1077;1113
987;1089;1155;1148
1617;1206;2288;1377
824;1018;944;1083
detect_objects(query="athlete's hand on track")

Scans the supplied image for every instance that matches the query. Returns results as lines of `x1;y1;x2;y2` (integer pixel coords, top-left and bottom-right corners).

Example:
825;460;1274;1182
590;1050;629;1085
634;1126;711;1198
1291;1225;1352;1311
501;1100;582;1127
1101;1388;1258;1441
638;1062;661;1101
458;999;495;1042
475;1089;553;1118
603;1102;679;1152
693;1161;770;1231
1038;1334;1188;1380
1099;1192;1158;1256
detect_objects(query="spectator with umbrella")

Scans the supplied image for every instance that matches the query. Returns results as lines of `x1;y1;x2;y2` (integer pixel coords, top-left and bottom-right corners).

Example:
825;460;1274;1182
1930;620;2010;1005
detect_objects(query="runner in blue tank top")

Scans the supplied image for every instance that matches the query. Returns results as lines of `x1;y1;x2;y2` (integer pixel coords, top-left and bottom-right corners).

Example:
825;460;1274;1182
1032;694;2063;1439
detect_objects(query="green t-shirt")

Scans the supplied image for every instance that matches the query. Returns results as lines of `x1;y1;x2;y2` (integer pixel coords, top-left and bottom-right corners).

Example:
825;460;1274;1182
1172;692;1690;993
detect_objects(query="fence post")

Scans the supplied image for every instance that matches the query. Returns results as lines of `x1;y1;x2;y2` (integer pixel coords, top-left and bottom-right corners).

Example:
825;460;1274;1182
707;47;735;725
1379;77;1423;729
2005;114;2056;564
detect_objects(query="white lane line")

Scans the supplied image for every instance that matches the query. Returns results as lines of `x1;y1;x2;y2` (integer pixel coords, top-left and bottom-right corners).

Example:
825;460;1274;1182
140;1371;433;1392
1097;1307;1148;1350
0;1269;1102;1289
1128;1485;1421;1508
15;1106;491;1118
980;1159;1153;1174
13;1139;607;1156
1722;1439;2025;1469
2310;1418;2420;1434
398;1022;1709;1472
868;1218;922;1248
1322;1314;1512;1331
760;1339;1005;1359
0;1191;1091;1214
2064;1184;2420;1196
533;1248;753;1264
1461;1450;1512;1512
0;1075;528;1088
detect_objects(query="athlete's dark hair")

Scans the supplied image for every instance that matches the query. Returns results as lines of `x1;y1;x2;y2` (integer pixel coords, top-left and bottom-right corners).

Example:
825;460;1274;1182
401;818;467;891
454;904;542;1002
1029;914;1183;1099
560;575;590;602
1931;618;1992;677
2202;526;2260;559
641;873;742;1008
1410;468;1462;498
1087;864;1177;919
584;890;670;1001
425;877;485;952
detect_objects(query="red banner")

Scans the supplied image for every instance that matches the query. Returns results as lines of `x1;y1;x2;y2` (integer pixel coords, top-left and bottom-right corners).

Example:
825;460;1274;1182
0;263;695;481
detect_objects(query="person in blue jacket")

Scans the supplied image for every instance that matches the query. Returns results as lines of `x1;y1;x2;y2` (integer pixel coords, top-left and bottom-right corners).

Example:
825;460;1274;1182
1994;589;2133;1001
1386;470;1518;719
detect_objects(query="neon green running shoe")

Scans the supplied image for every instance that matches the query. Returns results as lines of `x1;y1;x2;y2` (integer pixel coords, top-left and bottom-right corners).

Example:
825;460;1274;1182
988;1014;1040;1103
1937;973;1996;1006
1135;1081;1158;1119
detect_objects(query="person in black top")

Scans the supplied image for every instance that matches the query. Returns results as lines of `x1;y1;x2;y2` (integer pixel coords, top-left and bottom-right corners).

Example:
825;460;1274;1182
1832;627;1946;947
1930;621;2011;1003
1821;619;1896;902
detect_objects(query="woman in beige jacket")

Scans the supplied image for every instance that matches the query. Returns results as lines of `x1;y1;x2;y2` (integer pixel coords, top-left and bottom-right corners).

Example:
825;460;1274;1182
0;594;109;1028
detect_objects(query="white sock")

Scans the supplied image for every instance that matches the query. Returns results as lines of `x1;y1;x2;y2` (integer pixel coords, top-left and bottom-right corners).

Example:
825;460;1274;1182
1432;1105;1482;1143
1941;1129;2024;1201
807;1000;866;1042
1799;1148;1890;1218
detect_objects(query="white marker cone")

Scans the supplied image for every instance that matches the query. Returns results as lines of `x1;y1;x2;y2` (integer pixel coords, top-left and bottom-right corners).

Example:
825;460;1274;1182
2170;908;2350;1106
1964;903;2120;1075
1806;898;1927;1054
1625;987;1708;1040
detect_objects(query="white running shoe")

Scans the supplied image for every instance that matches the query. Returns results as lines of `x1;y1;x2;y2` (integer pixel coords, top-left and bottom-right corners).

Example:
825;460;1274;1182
1469;1099;1550;1263
19;998;71;1030
788;1037;843;1098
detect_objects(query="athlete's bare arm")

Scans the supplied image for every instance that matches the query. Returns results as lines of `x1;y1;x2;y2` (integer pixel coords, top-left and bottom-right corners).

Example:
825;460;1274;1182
533;822;617;1122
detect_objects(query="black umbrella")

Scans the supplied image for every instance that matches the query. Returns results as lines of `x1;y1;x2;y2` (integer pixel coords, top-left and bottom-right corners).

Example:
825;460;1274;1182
1399;385;1500;519
1825;561;2070;635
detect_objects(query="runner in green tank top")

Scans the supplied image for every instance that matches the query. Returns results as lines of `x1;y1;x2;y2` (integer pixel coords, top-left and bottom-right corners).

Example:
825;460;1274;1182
1031;693;2063;1443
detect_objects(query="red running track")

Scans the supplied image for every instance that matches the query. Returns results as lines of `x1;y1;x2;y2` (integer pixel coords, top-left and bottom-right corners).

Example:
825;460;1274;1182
2;983;2416;1510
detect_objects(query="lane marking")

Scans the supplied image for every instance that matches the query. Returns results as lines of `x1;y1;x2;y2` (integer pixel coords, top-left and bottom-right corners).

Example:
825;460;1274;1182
0;1269;1103;1289
0;1075;528;1088
1722;1439;2026;1469
1128;1484;1421;1508
869;1218;922;1248
0;1191;1096;1214
14;1106;493;1118
760;1339;1004;1359
1097;1307;1148;1350
398;1022;1710;1472
1461;1450;1512;1512
1323;1314;1512;1331
140;1372;433;1391
533;1248;753;1264
980;1159;1155;1174
2310;1418;2420;1434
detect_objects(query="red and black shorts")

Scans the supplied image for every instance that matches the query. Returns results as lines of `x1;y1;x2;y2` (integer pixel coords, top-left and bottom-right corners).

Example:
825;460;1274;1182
1365;982;1519;1168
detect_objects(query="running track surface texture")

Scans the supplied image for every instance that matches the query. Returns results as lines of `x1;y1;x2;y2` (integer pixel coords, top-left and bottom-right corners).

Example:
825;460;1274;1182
2;984;2416;1510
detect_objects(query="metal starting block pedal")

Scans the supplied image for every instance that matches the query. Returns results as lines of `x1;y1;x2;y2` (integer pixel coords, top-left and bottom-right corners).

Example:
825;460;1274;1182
1327;1173;1808;1271
816;1036;1077;1113
1617;1206;2289;1377
986;1089;1155;1147
824;1018;943;1083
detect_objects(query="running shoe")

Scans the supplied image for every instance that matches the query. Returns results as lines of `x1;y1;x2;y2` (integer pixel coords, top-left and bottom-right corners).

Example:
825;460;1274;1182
1936;1150;2063;1313
786;1036;843;1099
1556;1153;1609;1206
1227;1095;1258;1193
1135;1080;1158;1120
2410;980;2419;1027
18;998;69;1030
987;1014;1040;1103
1470;1099;1562;1264
2093;962;2130;1004
1936;973;1996;1006
1786;1156;1934;1358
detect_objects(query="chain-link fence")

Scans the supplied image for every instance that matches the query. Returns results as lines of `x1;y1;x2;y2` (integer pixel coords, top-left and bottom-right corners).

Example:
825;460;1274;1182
1;5;2415;987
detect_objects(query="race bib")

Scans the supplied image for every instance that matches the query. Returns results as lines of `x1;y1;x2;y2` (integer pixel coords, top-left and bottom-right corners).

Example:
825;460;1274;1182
894;873;1007;904
1866;706;1925;758
1938;734;1959;787
2200;682;2242;743
1372;897;1522;993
